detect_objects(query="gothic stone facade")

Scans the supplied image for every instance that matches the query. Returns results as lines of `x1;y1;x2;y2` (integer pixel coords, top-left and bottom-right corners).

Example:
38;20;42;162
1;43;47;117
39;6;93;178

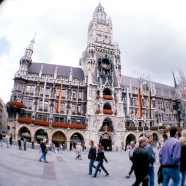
7;3;186;150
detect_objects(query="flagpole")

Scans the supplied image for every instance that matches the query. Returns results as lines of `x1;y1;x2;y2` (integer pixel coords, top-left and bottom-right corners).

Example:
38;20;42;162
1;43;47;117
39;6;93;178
148;90;151;119
57;80;63;113
76;81;80;115
138;89;142;119
126;87;129;117
42;79;47;111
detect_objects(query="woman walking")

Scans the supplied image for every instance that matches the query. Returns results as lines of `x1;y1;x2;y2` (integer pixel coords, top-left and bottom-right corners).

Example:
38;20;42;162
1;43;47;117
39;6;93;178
92;144;109;178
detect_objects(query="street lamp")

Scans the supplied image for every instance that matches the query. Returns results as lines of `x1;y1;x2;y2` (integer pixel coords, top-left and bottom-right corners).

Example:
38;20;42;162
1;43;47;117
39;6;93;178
49;113;53;128
87;114;91;141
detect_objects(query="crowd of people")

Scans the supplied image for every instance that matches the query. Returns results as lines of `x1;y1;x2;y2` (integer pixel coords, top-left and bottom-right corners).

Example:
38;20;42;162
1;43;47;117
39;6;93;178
123;126;185;186
1;126;186;186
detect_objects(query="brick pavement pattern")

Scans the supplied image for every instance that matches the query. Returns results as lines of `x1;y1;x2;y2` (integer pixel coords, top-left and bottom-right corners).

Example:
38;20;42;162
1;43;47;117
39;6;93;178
0;144;160;186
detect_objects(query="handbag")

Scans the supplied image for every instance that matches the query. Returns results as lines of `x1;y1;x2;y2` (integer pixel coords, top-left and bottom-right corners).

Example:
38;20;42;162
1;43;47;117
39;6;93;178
157;165;163;184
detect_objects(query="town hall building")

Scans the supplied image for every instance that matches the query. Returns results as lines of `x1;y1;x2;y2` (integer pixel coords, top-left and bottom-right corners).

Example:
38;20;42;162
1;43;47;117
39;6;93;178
6;3;186;150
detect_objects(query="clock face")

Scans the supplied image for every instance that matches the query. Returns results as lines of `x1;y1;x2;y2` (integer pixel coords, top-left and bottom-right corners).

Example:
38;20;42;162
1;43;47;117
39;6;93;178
99;25;107;31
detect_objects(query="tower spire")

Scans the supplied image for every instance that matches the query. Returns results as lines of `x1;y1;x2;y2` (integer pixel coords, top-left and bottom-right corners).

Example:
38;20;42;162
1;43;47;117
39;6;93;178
19;34;36;72
23;33;36;60
172;70;177;87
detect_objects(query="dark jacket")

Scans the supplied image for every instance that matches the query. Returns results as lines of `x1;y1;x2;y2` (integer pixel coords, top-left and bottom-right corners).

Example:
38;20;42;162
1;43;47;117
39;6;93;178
41;142;48;153
180;144;186;172
96;150;108;163
133;146;149;177
18;139;21;146
88;146;97;160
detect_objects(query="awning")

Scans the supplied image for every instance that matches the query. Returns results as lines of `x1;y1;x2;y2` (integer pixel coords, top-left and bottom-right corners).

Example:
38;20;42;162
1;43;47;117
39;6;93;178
36;135;47;139
22;133;31;137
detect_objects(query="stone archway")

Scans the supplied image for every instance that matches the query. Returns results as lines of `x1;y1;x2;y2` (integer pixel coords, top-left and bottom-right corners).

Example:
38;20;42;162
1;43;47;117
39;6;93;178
70;132;85;150
125;133;136;145
100;117;113;132
35;129;48;143
52;131;67;149
99;133;112;151
18;126;31;142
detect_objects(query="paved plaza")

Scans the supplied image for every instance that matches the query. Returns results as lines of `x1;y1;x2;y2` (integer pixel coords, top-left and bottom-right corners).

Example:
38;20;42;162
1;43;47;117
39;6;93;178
0;143;161;186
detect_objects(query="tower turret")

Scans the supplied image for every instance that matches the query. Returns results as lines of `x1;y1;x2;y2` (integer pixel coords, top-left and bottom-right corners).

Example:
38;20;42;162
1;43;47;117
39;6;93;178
19;34;35;72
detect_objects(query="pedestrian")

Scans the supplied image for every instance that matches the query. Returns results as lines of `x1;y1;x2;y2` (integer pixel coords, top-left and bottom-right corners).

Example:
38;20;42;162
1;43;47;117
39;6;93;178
159;126;181;186
83;145;87;154
87;140;101;175
0;132;3;146
75;143;82;160
39;138;48;163
18;137;22;150
132;136;149;186
92;144;109;178
179;136;186;186
9;133;12;147
6;135;10;148
31;139;35;149
121;145;125;154
39;139;43;153
145;133;156;186
125;141;136;179
23;138;27;150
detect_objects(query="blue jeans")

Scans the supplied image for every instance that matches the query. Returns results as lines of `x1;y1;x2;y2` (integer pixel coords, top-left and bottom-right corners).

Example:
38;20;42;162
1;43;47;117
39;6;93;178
148;165;154;186
89;159;96;174
39;152;46;161
181;171;186;186
162;167;180;186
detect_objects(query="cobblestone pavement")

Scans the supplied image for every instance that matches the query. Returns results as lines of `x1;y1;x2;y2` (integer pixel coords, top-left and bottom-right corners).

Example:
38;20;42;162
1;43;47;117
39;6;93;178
0;143;161;186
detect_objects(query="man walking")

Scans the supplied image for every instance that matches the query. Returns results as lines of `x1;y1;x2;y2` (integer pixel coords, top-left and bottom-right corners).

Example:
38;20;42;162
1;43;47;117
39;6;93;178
39;139;48;163
87;140;97;175
132;136;149;186
92;144;109;178
145;133;156;186
125;141;136;178
159;126;181;186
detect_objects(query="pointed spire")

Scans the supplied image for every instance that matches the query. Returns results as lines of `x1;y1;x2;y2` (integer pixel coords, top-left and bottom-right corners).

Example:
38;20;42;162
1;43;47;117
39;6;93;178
39;64;43;78
54;66;58;79
23;33;36;60
69;67;73;82
172;70;177;87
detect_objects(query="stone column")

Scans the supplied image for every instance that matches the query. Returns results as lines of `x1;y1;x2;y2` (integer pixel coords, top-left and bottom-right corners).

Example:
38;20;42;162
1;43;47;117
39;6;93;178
67;140;70;150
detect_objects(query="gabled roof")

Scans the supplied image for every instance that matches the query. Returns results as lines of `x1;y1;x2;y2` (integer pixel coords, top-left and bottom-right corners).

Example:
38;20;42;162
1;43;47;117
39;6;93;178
28;63;84;80
121;75;175;97
28;62;175;97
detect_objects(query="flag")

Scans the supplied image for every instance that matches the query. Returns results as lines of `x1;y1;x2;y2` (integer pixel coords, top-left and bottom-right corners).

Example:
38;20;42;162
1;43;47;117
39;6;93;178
126;87;130;117
42;79;47;111
138;89;142;119
148;90;151;119
57;81;63;113
76;80;80;114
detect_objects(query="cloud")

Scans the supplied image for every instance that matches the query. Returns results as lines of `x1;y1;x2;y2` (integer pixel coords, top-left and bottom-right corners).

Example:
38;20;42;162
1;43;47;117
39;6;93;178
0;0;186;103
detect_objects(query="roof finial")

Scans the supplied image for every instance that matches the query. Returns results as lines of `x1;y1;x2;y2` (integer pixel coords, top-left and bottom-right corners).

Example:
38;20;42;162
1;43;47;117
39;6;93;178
172;69;177;88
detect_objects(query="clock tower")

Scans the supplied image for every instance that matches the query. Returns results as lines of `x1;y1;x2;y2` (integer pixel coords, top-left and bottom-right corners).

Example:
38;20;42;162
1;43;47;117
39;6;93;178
80;3;125;150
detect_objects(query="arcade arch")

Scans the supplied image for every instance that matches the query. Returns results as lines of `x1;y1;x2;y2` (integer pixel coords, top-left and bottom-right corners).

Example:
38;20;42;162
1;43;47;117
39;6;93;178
35;129;48;143
52;131;67;148
70;132;85;150
18;126;31;142
125;133;136;145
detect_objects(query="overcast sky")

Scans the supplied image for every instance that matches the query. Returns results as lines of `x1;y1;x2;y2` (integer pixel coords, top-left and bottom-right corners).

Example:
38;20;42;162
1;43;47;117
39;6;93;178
0;0;186;103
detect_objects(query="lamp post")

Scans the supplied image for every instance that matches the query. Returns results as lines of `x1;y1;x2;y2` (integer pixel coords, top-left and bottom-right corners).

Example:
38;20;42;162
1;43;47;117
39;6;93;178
87;114;91;141
49;113;53;128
